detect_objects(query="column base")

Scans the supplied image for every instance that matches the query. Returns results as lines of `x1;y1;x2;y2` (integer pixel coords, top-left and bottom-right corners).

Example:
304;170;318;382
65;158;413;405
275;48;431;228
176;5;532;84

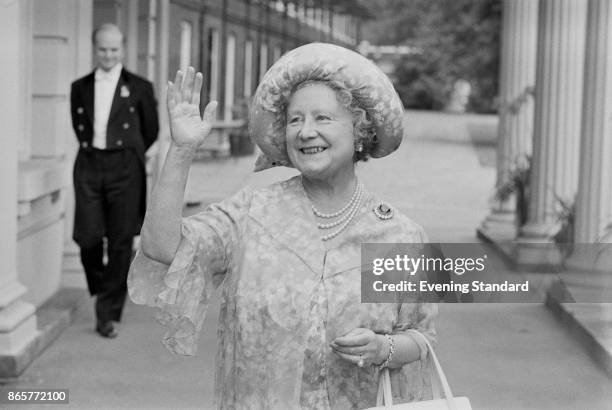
0;279;39;379
0;287;88;381
0;300;37;354
514;222;564;272
478;208;518;242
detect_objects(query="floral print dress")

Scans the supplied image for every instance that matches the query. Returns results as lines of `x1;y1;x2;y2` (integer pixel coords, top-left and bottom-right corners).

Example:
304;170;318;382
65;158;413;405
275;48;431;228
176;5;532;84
128;176;437;409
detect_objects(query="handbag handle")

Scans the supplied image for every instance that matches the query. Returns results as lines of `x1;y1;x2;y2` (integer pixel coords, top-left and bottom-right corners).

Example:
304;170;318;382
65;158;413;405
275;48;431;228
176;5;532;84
376;330;458;410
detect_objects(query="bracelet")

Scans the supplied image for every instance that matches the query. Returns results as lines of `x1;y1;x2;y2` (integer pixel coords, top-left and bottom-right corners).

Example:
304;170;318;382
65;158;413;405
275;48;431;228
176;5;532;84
378;334;395;369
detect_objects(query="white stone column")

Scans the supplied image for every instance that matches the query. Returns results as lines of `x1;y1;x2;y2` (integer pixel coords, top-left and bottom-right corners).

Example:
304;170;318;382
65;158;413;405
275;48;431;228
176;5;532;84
569;0;612;269
516;0;588;267
0;0;38;366
479;0;538;241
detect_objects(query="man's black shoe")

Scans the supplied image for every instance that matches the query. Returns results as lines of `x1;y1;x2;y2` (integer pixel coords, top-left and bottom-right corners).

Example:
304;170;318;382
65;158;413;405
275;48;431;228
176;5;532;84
96;321;118;338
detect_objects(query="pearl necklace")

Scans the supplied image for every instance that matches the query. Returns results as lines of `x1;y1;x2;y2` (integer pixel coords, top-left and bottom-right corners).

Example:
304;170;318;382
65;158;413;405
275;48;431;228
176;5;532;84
312;180;361;218
310;181;364;241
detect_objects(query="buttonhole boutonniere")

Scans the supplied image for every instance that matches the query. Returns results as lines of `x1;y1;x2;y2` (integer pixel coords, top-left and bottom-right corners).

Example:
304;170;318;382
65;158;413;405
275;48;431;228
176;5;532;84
120;85;130;98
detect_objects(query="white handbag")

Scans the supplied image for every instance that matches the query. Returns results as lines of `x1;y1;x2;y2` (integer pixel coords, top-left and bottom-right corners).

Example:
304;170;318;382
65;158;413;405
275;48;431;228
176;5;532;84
366;330;472;410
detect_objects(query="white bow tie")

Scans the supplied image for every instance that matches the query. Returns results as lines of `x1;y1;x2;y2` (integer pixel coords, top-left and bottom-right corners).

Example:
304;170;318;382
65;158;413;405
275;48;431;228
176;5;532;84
95;71;115;82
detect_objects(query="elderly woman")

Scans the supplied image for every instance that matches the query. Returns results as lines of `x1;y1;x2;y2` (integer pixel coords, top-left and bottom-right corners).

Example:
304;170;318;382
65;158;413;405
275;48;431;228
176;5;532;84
128;43;436;409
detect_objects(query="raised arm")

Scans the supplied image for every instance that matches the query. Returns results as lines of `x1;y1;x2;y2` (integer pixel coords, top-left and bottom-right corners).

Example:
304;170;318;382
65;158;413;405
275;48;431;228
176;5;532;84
140;67;217;264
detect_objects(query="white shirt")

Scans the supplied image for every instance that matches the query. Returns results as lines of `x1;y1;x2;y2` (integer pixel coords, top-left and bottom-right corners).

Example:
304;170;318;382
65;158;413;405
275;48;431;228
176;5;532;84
93;63;123;149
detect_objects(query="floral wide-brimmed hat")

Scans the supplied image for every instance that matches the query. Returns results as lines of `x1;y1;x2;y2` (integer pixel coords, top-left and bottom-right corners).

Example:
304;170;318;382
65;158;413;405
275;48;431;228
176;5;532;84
249;42;405;172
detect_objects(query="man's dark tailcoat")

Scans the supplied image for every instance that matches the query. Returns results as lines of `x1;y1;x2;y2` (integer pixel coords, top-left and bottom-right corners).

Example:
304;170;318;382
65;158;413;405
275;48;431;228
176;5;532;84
70;68;159;325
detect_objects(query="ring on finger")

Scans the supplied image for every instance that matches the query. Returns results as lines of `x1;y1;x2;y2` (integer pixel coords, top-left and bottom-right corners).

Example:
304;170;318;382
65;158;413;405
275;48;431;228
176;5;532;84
357;355;365;368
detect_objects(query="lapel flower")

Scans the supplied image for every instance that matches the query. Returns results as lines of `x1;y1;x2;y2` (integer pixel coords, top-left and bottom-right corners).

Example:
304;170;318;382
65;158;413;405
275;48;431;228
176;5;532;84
120;85;130;98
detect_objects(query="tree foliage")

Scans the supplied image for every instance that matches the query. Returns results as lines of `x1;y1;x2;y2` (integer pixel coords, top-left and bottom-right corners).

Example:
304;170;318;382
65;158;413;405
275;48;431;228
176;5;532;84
361;0;502;113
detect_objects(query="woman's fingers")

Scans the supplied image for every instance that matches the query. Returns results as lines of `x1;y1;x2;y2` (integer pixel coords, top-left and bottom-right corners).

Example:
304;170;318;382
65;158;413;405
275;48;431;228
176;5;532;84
170;69;212;119
192;72;203;107
333;329;372;346
173;69;182;85
167;81;176;110
173;70;183;103
182;67;195;103
330;344;365;356
333;351;368;367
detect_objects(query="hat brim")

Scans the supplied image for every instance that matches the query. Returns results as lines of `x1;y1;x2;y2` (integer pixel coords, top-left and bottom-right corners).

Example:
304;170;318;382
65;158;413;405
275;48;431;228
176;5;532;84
249;42;405;172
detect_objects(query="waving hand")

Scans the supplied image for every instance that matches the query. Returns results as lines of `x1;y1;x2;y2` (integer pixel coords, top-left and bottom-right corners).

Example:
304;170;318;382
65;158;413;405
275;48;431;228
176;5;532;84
167;67;218;149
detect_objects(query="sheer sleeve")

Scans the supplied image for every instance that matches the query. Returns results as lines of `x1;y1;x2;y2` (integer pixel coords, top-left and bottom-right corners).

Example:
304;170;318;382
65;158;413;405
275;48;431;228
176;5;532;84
389;225;439;402
395;225;437;351
386;301;438;402
395;303;438;350
127;188;252;355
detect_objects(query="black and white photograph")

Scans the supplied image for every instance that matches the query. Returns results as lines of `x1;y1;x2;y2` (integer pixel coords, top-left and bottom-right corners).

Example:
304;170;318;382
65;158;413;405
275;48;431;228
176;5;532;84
0;0;611;408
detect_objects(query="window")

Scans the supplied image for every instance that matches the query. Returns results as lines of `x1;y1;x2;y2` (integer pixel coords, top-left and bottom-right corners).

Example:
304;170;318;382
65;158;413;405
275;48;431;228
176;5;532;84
244;40;253;97
207;28;220;107
314;8;322;29
287;2;296;18
224;34;236;121
322;8;329;33
307;5;315;26
259;42;268;82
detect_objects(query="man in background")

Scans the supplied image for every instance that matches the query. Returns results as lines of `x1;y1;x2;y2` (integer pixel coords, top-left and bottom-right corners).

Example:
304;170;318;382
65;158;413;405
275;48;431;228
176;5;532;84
70;23;159;338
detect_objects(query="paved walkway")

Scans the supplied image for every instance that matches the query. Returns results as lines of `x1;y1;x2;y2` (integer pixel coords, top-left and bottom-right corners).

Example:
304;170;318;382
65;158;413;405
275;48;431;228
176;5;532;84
5;111;612;409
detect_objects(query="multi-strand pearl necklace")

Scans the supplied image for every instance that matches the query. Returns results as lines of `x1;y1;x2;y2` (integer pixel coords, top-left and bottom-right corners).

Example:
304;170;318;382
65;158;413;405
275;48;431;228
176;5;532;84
311;181;364;241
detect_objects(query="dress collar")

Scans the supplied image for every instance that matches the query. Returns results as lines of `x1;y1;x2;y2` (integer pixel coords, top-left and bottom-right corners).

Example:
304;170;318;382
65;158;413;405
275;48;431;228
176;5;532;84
247;176;324;275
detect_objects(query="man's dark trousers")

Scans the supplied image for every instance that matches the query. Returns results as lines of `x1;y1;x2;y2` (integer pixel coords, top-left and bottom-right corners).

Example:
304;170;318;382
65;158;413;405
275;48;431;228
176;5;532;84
73;148;144;324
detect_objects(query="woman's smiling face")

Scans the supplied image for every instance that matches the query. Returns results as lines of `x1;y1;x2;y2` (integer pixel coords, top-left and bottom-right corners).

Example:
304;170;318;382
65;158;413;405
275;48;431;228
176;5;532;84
286;83;355;182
